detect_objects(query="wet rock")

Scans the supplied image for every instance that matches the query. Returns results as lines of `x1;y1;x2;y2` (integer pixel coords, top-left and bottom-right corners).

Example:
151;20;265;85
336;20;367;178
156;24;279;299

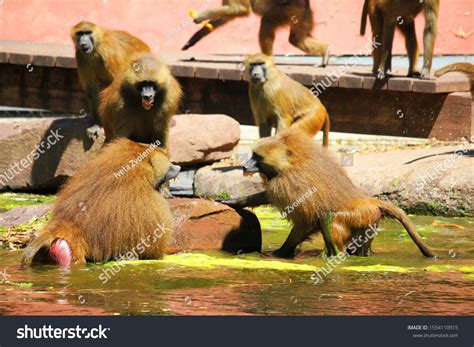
169;114;240;166
0;199;262;254
168;198;261;253
194;163;266;200
0;204;52;229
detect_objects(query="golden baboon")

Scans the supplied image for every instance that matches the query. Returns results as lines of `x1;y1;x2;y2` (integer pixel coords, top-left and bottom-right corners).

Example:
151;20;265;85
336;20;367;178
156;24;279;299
245;54;330;145
99;53;182;150
360;0;439;79
183;0;330;66
22;139;180;267
238;129;435;258
70;21;151;138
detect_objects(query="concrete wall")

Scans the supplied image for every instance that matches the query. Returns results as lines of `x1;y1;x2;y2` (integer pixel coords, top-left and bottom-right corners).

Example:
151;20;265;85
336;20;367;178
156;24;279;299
0;0;472;55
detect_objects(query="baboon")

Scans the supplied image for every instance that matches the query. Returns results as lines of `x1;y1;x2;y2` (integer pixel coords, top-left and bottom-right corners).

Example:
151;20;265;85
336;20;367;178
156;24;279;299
70;21;151;139
360;0;439;79
22;139;180;267
99;53;182;150
246;54;330;145
183;0;330;66
229;129;435;258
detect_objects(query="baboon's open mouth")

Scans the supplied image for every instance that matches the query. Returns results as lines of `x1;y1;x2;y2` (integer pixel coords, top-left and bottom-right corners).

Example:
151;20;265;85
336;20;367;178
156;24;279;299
141;98;154;110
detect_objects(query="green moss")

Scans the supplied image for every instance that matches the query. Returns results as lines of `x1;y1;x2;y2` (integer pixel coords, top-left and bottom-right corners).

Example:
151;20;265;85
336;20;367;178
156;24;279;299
0;193;54;212
214;191;231;200
404;201;471;218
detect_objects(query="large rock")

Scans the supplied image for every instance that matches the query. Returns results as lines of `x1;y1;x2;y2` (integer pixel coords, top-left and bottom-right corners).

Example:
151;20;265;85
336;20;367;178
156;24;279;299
195;145;474;216
0;116;103;191
0;198;262;254
0;204;52;228
167;198;261;253
194;162;265;200
0;114;240;191
169;114;240;166
345;144;473;216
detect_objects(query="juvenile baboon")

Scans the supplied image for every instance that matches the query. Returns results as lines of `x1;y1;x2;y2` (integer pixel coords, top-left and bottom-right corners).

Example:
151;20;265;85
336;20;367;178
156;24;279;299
360;0;439;79
70;21;151;138
183;0;330;66
246;54;330;145
239;129;436;258
99;53;182;150
22;139;180;267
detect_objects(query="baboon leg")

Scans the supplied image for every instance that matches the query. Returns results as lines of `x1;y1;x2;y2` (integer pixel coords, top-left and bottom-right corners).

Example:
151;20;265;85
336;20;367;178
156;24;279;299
377;19;396;79
322;213;350;256
273;224;314;258
421;3;439;79
194;2;250;23
399;22;420;77
289;15;329;65
259;17;278;56
369;8;383;74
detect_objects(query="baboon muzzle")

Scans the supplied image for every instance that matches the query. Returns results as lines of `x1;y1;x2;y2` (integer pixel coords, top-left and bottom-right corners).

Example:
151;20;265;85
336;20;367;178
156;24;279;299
243;157;259;174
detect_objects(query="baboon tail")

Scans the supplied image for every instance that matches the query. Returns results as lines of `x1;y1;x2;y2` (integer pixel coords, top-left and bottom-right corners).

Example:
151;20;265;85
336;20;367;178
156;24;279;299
322;113;330;147
21;232;56;268
360;0;369;36
435;62;474;80
377;200;436;258
182;19;228;51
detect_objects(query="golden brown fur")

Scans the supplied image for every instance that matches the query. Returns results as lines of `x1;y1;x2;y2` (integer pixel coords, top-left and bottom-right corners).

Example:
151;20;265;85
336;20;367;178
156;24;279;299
245;54;330;145
361;0;439;79
183;0;329;64
70;21;151;138
99;53;182;150
248;129;435;258
22;139;174;267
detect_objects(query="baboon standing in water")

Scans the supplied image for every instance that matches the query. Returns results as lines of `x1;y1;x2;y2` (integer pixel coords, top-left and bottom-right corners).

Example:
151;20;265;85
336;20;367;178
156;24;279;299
183;0;330;66
22;139;180;267
228;129;436;258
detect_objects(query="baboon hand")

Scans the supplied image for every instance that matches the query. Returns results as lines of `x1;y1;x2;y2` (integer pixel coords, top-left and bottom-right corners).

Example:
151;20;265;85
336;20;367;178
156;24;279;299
86;125;101;140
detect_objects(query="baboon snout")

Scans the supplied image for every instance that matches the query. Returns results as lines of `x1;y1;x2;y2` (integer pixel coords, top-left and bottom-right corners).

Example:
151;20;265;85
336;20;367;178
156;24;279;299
243;157;259;174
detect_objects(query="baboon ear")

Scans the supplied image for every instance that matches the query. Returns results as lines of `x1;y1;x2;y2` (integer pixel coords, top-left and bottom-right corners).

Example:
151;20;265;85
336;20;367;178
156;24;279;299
286;149;293;157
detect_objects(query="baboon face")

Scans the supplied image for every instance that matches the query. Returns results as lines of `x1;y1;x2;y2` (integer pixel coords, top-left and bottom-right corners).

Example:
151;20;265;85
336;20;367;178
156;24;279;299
249;63;267;83
244;134;294;181
245;54;275;84
125;54;168;111
76;31;95;54
136;81;158;110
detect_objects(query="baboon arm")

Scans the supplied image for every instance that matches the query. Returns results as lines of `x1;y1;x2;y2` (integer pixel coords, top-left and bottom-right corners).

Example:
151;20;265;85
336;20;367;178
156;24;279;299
219;191;268;208
422;2;439;77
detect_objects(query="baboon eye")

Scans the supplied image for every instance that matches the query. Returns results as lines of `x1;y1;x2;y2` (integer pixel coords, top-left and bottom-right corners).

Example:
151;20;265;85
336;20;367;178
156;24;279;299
286;150;293;157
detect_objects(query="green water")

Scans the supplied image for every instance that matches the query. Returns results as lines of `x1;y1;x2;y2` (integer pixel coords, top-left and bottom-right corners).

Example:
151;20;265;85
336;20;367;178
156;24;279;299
0;202;473;316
